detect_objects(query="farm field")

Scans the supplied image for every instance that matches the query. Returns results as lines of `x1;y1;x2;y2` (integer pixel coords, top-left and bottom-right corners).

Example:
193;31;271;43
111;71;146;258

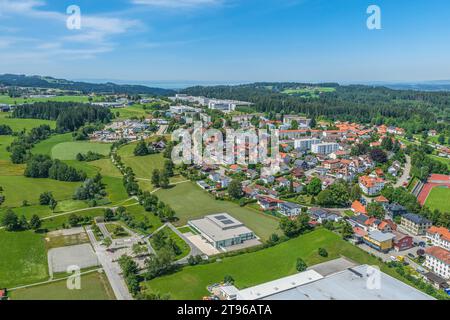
10;271;115;300
0;176;81;207
424;186;450;212
154;182;280;240
0;112;56;131
142;228;393;300
282;86;336;97
51;141;112;160
0;230;49;288
113;105;149;120
0;95;91;105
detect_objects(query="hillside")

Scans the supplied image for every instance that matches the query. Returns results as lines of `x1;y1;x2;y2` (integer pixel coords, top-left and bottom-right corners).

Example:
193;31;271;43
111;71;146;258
0;74;175;96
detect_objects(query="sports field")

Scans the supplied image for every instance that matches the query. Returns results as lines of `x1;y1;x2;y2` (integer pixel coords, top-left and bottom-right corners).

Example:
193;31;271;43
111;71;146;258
0;112;56;132
154;182;280;240
51;141;112;160
424;186;450;212
10;271;115;300
142;228;388;299
0;230;49;288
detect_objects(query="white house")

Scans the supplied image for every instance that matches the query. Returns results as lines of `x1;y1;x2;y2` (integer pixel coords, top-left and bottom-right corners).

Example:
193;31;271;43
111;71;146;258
426;226;450;251
424;246;450;280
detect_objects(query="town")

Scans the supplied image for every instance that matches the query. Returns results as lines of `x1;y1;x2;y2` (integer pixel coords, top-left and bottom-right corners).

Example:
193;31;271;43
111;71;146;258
1;79;449;302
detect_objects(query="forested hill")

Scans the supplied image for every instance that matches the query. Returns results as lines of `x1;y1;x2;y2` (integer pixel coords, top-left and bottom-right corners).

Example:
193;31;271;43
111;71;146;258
0;74;175;96
182;83;450;132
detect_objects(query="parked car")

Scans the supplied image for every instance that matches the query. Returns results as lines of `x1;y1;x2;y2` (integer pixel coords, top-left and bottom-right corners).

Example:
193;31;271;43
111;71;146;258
408;253;416;259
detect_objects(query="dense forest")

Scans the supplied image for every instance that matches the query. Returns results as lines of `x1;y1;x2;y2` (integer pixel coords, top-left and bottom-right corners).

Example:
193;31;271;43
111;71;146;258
182;83;450;132
12;102;113;132
0;74;175;95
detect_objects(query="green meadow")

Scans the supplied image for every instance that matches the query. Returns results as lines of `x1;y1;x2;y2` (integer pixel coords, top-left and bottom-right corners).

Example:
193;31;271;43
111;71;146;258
154;182;280;240
51;141;112;160
0;112;56;132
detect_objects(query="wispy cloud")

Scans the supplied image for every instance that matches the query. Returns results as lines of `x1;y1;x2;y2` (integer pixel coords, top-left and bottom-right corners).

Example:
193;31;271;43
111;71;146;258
0;0;140;60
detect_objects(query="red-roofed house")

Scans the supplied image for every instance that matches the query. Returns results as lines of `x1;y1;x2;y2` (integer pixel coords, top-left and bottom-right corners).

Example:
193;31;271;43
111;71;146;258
426;226;450;251
424;246;450;279
359;176;385;196
351;200;367;214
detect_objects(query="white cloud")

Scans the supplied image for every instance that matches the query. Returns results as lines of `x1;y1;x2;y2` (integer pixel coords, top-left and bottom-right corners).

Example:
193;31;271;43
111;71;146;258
0;0;140;60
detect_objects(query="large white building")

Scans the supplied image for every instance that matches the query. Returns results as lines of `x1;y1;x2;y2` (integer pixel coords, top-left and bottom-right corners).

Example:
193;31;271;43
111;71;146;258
358;175;385;196
283;115;311;128
426;226;450;250
424;246;450;280
311;142;339;155
188;214;259;251
294;138;321;151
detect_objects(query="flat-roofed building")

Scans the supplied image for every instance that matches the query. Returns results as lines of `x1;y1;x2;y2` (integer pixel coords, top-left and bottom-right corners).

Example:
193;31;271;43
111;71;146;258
311;142;339;155
363;230;395;252
188;214;258;250
294;138;321;151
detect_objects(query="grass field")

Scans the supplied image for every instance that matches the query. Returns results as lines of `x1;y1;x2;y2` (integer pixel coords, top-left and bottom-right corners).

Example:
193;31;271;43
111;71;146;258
0;135;14;160
429;155;450;170
282;86;336;97
41;208;106;231
0;176;81;207
105;223;130;239
51;141;111;160
0;112;56;132
424;186;450;212
121;205;163;234
0;95;90;105
151;226;191;260
142;228;392;299
31;133;73;156
113;105;149;120
10;271;116;300
154;182;280;240
0;230;49;288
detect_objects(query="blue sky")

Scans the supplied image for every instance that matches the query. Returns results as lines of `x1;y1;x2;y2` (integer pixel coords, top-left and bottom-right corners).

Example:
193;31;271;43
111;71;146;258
0;0;449;83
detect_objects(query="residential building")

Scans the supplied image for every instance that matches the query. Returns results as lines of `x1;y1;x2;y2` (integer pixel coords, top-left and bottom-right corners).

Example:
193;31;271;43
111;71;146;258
363;231;395;252
294;138;321;151
278;202;302;217
351;200;367;215
424;246;450;280
188;214;258;251
358;175;385;196
392;231;414;252
283;115;311;127
384;203;407;218
311;143;339;155
257;196;284;211
401;213;432;236
309;208;342;223
426;226;450;250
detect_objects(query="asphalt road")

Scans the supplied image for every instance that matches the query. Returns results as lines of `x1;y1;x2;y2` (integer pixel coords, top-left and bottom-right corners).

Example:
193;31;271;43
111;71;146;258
394;155;411;188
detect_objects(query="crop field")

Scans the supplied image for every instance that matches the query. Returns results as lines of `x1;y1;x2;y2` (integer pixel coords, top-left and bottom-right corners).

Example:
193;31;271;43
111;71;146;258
142;228;389;299
10;271;115;300
0;230;49;288
51;141;112;160
154;182;280;240
424;186;450;212
0;112;56;132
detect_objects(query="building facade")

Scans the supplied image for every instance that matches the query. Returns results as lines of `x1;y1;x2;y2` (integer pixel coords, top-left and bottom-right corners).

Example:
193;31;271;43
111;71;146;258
424;246;450;280
401;213;432;236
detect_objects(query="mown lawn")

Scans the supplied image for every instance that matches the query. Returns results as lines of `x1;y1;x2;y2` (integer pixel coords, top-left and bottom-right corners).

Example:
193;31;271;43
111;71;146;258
0;230;49;288
154;182;280;240
142;228;406;300
0;112;56;132
113;105;148;120
51;141;111;160
424;186;450;212
10;271;115;300
31;133;73;156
